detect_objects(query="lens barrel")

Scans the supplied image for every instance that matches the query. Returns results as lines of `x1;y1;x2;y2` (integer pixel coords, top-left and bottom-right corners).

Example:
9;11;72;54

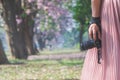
80;39;96;51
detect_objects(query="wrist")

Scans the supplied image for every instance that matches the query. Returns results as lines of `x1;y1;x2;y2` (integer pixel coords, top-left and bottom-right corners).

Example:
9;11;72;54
90;17;101;25
89;17;101;32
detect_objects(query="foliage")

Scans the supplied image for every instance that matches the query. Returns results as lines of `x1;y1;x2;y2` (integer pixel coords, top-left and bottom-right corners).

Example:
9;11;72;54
27;0;79;49
25;0;71;31
71;0;91;24
68;0;91;43
0;59;83;80
68;0;91;34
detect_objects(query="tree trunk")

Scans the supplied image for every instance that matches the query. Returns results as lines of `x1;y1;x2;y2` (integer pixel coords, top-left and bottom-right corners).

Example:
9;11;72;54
15;0;37;55
0;40;9;64
1;0;28;59
79;24;84;43
24;15;37;55
23;1;38;55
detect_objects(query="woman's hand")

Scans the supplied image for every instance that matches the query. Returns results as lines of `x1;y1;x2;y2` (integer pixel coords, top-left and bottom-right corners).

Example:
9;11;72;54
89;23;101;41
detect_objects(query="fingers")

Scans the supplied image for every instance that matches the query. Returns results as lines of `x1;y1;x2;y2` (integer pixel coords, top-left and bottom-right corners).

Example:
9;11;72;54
88;24;101;41
88;25;93;39
93;29;97;40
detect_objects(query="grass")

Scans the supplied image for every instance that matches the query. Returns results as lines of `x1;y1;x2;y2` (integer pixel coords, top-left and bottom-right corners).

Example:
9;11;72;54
39;48;80;55
0;59;84;80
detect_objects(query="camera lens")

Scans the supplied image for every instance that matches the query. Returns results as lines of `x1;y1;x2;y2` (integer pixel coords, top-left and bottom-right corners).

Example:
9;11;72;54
80;40;96;51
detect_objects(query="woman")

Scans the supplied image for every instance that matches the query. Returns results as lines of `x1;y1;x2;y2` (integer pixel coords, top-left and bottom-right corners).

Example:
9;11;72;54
81;0;120;80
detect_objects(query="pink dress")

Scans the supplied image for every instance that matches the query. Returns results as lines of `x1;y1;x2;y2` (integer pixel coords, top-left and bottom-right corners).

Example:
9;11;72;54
81;0;120;80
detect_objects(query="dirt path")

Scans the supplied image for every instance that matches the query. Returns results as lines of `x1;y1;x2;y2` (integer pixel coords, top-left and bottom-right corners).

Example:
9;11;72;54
28;52;86;60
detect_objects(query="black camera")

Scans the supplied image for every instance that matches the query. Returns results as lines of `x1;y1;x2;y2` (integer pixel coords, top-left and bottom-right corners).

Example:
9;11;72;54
80;38;102;64
80;39;101;51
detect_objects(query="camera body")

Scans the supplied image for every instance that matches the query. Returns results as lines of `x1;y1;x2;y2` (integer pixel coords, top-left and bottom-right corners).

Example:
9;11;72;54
80;39;101;51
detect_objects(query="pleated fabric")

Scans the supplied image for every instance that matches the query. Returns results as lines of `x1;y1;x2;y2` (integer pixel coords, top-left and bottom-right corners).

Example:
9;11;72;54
80;0;120;80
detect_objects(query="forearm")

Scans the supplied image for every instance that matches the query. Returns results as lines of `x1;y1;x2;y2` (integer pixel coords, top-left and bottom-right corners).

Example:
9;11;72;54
91;0;101;17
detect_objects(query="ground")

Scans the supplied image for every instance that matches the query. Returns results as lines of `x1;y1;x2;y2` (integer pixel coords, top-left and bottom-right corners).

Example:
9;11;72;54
1;51;86;80
28;52;86;60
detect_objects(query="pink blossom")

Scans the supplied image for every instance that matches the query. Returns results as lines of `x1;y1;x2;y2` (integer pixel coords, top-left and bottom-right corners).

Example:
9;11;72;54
25;9;31;15
16;18;22;25
28;0;35;3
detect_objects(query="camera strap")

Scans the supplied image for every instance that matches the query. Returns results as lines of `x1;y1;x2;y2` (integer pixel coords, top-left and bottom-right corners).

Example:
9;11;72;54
90;17;102;64
97;48;102;64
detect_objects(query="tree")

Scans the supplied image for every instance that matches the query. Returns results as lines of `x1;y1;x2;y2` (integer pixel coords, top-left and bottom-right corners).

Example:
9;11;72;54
16;0;37;55
1;0;28;59
70;0;91;43
0;0;74;60
0;39;9;64
28;0;74;49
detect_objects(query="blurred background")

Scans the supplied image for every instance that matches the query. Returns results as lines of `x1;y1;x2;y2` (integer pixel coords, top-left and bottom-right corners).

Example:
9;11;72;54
0;0;91;80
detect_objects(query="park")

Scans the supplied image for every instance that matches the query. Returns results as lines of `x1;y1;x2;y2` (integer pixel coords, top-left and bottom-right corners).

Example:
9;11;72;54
0;0;90;80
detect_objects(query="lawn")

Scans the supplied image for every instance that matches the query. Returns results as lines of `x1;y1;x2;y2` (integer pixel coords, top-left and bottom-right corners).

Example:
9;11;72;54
0;59;84;80
39;48;80;55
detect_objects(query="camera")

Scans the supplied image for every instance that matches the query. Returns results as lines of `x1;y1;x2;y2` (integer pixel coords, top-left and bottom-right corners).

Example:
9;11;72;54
80;38;102;64
80;39;101;51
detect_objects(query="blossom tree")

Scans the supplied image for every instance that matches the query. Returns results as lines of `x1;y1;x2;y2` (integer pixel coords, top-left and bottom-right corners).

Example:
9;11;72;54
0;0;74;59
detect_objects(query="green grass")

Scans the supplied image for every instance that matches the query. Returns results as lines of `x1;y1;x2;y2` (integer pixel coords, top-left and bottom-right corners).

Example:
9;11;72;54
0;59;84;80
40;48;80;55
